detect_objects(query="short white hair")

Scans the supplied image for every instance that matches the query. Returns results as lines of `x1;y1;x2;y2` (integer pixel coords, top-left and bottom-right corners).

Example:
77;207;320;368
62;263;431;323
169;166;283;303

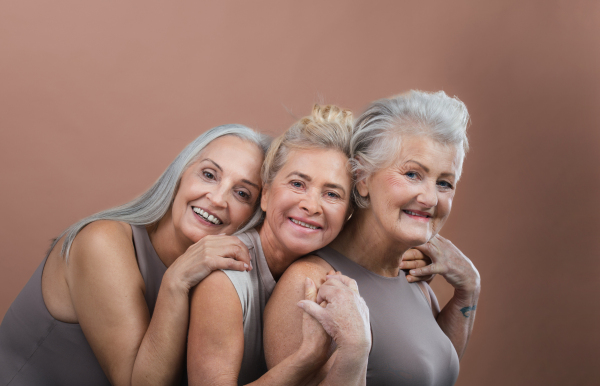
351;90;470;208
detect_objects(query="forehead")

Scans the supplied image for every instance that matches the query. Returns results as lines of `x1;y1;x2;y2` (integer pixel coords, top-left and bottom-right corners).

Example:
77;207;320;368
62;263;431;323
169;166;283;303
277;148;351;184
392;135;461;175
193;135;264;179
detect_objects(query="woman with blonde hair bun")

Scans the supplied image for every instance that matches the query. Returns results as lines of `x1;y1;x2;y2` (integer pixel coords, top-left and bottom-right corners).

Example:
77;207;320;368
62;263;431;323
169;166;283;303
187;104;373;386
265;91;480;385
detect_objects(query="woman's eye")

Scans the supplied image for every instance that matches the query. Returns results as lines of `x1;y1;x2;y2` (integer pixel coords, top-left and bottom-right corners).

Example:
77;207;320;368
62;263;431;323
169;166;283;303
203;171;215;180
236;190;250;200
437;180;453;189
406;171;419;179
291;181;304;189
326;191;340;199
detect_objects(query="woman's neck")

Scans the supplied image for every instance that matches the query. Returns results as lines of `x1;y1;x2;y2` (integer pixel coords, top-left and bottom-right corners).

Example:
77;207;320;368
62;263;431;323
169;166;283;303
148;210;192;268
329;208;410;278
257;223;301;281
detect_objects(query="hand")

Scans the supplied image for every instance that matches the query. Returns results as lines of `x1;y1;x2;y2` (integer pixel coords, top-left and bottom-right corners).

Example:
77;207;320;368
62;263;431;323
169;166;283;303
165;235;252;292
298;273;371;352
410;235;480;293
399;248;435;283
298;277;334;366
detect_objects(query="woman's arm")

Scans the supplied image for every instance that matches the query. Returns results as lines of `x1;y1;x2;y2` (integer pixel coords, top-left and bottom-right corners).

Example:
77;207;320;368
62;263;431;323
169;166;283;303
409;235;481;359
186;270;331;386
264;256;371;386
66;221;252;385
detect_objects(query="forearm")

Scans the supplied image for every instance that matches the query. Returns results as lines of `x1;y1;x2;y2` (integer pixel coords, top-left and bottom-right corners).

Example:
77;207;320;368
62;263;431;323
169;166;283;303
436;284;480;359
318;345;369;386
249;347;325;386
131;278;190;386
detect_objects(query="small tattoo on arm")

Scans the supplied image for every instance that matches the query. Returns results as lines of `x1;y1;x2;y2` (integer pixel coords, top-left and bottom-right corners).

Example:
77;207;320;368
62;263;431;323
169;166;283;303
460;305;477;318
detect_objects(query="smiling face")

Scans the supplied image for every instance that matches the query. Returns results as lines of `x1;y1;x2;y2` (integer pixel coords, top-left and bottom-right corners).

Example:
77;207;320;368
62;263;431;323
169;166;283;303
259;148;352;266
170;135;264;245
357;134;461;248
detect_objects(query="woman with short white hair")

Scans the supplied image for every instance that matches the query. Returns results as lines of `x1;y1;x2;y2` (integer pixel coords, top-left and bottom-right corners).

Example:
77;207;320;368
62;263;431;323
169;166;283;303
265;90;481;385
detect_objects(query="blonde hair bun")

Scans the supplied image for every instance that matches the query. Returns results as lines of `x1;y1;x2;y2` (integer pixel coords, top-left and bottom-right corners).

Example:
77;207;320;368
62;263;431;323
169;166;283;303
262;104;354;186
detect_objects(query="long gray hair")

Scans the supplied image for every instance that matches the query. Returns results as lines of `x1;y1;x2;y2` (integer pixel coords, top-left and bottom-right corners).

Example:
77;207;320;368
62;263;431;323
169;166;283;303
53;124;271;261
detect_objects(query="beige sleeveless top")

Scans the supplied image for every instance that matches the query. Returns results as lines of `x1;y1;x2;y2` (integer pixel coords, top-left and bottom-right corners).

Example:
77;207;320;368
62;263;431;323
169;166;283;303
223;229;276;385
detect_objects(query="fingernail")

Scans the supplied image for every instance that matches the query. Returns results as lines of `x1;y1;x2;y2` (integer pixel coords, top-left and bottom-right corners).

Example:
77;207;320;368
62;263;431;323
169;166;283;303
297;302;304;309
410;270;416;275
244;263;249;270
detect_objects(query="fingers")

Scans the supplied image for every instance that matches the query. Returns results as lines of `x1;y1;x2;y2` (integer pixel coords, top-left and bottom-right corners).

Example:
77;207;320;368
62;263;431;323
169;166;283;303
210;256;250;272
324;273;359;293
410;262;444;277
193;235;253;270
406;273;435;283
400;259;428;270
304;277;317;302
297;300;324;321
401;248;425;261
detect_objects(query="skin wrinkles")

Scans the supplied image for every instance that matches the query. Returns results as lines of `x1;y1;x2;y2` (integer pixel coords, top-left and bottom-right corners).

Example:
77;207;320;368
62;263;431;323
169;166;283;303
152;136;264;266
351;136;461;277
259;148;352;280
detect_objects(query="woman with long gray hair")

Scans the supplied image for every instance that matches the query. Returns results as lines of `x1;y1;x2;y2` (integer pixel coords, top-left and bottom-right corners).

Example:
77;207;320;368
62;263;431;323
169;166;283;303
0;124;270;385
265;91;481;385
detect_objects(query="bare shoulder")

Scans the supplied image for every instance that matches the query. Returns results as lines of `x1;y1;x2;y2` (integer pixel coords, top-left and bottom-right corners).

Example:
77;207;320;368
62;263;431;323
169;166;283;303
72;220;132;250
67;220;140;285
279;255;334;287
193;270;238;300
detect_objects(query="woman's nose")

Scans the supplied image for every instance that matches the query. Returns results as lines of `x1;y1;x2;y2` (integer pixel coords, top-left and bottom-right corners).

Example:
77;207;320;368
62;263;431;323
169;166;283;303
207;186;228;208
300;190;321;215
417;182;438;208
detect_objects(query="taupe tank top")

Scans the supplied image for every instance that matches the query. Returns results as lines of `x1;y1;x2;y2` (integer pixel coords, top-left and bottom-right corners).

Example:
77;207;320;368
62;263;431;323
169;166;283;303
314;247;460;386
0;225;167;386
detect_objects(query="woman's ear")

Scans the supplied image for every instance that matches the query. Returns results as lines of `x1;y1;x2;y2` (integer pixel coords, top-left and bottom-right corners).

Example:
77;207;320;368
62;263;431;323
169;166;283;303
355;169;369;199
353;157;370;200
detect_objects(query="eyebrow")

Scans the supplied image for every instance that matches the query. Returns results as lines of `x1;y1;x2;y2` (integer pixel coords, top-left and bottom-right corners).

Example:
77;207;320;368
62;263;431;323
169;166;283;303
202;158;222;171
286;171;346;194
241;179;260;190
286;171;311;181
405;160;455;179
202;159;260;189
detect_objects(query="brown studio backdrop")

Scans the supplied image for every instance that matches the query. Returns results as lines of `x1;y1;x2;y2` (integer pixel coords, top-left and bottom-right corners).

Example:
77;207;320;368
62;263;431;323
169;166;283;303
1;1;599;385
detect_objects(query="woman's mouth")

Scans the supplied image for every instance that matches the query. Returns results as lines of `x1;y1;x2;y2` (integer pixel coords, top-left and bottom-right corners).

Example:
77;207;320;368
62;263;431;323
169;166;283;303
403;210;432;220
289;218;320;230
192;207;222;225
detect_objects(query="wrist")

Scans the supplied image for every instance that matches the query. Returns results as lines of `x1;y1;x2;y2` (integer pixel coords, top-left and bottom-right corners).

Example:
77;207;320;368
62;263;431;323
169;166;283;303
161;269;192;298
337;336;371;359
331;343;370;374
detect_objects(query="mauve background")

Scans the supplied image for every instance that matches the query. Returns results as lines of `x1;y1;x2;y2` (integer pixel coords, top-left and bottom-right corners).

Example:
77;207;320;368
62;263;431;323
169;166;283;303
1;1;599;384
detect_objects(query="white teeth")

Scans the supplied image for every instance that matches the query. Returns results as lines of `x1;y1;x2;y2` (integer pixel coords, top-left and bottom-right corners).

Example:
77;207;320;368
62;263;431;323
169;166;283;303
291;218;318;230
405;210;428;218
192;207;222;225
